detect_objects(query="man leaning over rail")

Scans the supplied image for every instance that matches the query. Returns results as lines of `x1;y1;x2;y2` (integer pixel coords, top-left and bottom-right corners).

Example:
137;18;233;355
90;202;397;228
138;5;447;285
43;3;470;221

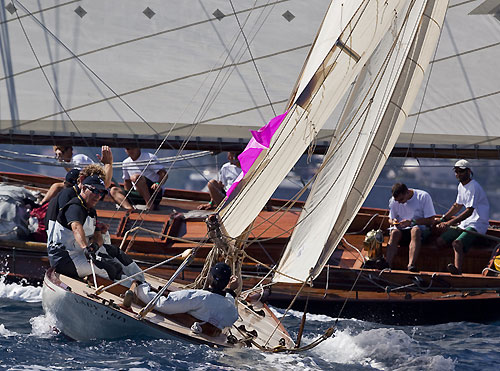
134;262;239;330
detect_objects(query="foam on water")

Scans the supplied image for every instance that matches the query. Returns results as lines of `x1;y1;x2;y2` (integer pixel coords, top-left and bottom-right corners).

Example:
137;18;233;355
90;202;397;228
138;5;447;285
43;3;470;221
0;323;18;337
29;313;58;338
311;327;455;370
0;276;42;303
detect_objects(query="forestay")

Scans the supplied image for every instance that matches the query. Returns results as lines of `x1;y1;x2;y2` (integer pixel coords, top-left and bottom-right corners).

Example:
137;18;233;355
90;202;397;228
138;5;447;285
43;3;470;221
219;0;412;239
274;0;449;283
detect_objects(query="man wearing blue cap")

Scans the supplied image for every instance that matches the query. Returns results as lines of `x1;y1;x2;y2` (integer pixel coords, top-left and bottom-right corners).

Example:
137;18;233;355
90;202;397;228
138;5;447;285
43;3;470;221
436;160;490;274
135;262;239;330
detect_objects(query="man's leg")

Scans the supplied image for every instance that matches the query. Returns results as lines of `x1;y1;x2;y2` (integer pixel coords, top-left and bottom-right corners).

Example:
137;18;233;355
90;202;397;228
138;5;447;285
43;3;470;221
408;226;422;270
386;229;402;267
208;180;225;206
198;180;225;210
452;239;465;274
130;174;153;208
109;186;134;210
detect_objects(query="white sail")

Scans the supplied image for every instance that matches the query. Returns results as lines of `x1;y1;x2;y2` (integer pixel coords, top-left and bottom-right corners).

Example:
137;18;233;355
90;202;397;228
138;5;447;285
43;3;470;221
0;0;328;147
219;0;413;239
399;0;500;150
274;0;449;283
0;1;497;151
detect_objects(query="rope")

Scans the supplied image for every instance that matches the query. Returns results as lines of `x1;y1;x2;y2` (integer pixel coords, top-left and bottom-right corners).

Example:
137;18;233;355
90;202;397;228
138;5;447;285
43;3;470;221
263;278;309;348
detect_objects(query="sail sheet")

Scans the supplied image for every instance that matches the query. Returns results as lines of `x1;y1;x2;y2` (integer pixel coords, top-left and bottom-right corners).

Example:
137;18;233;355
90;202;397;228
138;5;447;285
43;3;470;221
219;0;413;239
274;0;449;283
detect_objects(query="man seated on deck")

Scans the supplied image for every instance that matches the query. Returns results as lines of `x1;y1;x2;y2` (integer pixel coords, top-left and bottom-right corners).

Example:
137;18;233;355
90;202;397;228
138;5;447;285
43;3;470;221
435;160;490;275
386;183;436;272
47;175;143;283
134;262;239;330
40;145;113;205
120;147;167;211
198;151;242;210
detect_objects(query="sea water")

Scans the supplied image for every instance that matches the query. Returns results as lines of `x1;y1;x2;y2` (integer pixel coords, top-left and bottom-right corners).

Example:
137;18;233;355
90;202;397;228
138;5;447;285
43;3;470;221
0;278;498;371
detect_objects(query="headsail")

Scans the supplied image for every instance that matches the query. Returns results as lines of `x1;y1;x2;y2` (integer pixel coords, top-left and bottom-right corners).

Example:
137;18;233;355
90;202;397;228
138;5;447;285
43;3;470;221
219;0;413;239
274;0;449;283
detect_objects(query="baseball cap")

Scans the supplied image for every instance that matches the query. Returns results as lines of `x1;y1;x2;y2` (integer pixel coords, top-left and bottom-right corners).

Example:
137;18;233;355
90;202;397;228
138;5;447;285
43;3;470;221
454;159;471;170
65;169;80;186
82;174;107;191
210;262;232;288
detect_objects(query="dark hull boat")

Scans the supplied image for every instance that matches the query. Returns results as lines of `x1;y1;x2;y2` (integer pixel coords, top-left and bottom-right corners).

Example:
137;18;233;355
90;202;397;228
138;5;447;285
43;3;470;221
2;171;500;325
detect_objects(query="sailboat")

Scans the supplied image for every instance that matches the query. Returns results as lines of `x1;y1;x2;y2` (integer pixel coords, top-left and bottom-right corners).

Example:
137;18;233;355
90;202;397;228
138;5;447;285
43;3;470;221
1;0;499;329
8;0;438;344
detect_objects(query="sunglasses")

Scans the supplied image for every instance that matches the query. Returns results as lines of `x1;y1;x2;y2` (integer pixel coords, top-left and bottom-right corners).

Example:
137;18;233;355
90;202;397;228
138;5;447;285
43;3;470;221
454;168;467;173
85;186;107;196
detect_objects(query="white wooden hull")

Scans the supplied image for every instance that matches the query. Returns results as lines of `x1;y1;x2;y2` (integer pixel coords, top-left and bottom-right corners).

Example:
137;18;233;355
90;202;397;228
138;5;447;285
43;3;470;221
41;269;294;349
42;272;170;341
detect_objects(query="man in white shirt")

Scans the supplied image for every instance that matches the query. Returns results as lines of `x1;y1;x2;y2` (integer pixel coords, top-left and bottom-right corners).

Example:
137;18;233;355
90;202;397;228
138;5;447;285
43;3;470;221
122;147;167;210
387;183;436;272
436;160;490;274
135;262;239;331
198;152;241;210
41;145;113;205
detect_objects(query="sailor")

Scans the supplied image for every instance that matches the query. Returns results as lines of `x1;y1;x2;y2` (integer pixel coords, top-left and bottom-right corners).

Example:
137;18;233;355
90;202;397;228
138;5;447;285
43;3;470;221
40;145;113;205
386;183;436;272
198;151;241;210
135;262;239;330
46;166;143;282
47;175;115;278
435;160;490;275
45;165;105;239
121;147;167;210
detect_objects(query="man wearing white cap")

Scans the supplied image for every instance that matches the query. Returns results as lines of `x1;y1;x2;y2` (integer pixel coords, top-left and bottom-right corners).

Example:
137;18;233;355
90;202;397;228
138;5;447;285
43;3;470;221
436;160;490;274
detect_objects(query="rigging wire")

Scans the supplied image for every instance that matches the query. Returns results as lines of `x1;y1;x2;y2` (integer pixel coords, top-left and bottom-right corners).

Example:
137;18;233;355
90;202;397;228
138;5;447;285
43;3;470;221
227;0;276;116
220;0;421;252
403;4;449;159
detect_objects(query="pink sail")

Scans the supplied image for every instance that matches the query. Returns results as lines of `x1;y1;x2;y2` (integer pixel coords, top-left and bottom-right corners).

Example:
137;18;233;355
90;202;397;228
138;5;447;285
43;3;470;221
226;112;287;196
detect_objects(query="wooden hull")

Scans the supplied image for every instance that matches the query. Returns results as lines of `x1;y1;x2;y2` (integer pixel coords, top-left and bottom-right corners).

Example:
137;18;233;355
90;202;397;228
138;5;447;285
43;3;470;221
3;171;500;325
42;269;293;348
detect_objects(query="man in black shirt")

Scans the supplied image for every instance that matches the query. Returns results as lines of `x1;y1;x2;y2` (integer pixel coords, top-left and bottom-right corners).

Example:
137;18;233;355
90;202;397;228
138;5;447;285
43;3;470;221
47;175;144;282
47;175;111;278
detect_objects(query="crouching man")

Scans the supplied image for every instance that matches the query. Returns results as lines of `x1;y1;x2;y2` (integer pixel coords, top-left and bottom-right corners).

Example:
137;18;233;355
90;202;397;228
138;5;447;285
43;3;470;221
47;175;142;282
135;262;239;330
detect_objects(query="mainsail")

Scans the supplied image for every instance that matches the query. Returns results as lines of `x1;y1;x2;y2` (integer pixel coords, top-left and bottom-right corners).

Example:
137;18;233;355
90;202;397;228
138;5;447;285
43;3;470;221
0;1;497;153
219;0;414;239
274;0;448;283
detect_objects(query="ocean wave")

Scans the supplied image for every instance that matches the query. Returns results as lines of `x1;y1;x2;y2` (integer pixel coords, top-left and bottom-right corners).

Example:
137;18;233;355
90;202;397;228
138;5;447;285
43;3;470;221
0;276;42;303
310;327;455;370
0;323;18;337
